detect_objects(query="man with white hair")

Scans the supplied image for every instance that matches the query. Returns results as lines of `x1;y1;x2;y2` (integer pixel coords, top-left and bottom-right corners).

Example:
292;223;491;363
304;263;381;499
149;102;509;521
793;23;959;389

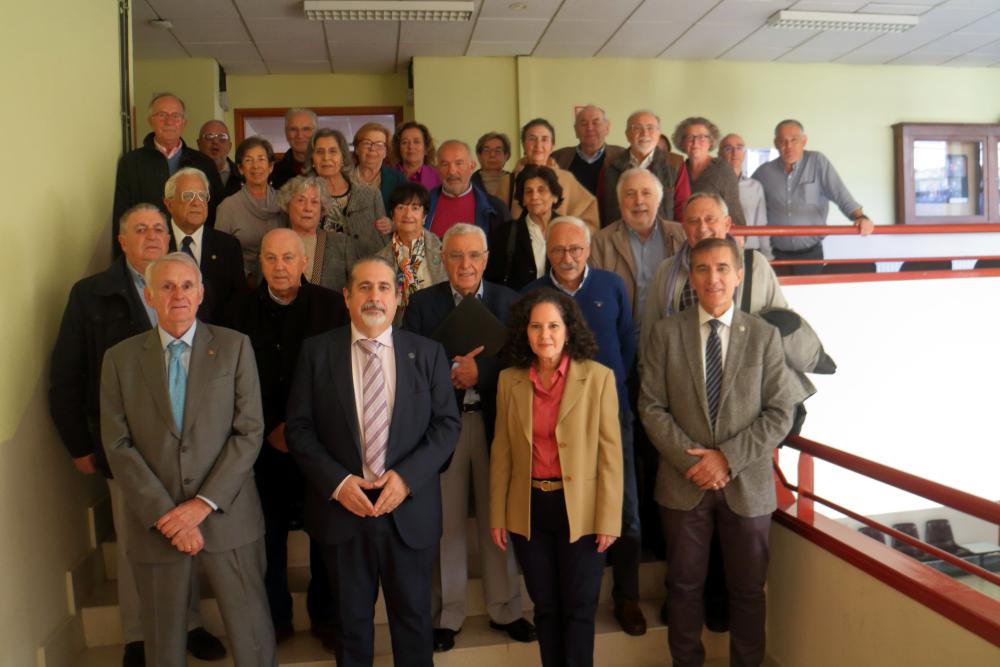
403;224;534;651
163;167;246;324
551;105;625;221
272;107;318;189
523;216;644;636
426;140;509;239
112;92;224;254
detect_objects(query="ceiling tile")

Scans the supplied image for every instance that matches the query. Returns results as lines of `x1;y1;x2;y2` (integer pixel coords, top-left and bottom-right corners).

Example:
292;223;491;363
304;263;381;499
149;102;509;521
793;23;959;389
326;21;399;43
834;50;899;64
630;0;714;23
133;37;188;59
185;42;261;61
970;37;1000;54
400;20;475;42
555;0;643;23
478;0;560;20
952;11;1000;34
222;61;269;75
146;0;240;20
541;19;622;43
133;0;159;21
472;18;549;42
532;41;603;57
891;51;955;65
787;1;869;9
660;22;752;59
465;41;537;56
243;17;325;42
329;40;396;63
267;61;332;74
598;21;685;58
944;52;1000;65
397;41;467;62
256;40;329;61
170;19;252;43
732;25;820;50
702;0;791;23
917;31;1000;53
232;0;302;19
860;2;938;14
777;48;851;63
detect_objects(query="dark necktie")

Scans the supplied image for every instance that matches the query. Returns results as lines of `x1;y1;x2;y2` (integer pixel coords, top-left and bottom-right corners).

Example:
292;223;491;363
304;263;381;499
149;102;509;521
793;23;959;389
705;319;722;428
680;278;697;311
181;235;195;259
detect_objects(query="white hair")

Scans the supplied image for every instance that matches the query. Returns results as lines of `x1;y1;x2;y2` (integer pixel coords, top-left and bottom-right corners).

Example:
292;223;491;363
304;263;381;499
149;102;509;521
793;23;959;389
545;216;591;244
442;223;487;251
144;251;202;287
575;104;608;122
616;167;664;205
164;167;209;199
285;107;317;129
626;109;661;127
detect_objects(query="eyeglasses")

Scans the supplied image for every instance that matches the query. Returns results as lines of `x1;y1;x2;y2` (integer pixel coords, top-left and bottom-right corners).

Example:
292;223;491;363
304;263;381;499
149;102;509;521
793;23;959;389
629;124;659;133
549;245;585;259
685;134;711;143
151;112;185;122
357;140;387;151
479;147;506;155
179;191;210;203
200;132;229;142
719;144;745;153
445;251;487;262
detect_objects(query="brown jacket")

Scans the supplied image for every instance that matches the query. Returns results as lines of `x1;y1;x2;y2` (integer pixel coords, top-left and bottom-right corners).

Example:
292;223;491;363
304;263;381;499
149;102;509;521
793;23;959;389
511;158;600;233
490;359;623;542
589;218;686;319
688;157;746;227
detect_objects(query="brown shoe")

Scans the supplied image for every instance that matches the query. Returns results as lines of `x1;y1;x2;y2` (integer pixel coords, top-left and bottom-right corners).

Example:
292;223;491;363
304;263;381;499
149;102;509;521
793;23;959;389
613;600;647;636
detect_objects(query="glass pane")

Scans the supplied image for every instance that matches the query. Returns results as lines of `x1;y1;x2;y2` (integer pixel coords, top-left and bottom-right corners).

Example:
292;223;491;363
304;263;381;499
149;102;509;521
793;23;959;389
913;139;983;217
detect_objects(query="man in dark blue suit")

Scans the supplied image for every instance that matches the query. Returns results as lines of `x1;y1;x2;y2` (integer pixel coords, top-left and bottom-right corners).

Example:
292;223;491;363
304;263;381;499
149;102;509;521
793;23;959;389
286;256;461;667
403;224;535;651
523;216;644;635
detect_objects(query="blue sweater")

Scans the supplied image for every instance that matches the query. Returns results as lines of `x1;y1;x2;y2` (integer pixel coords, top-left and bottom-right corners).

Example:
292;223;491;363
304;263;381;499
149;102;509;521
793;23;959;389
523;268;636;404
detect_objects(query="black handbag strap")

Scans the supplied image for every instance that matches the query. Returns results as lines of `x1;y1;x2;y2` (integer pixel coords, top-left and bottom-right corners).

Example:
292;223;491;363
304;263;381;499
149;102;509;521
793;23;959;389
740;248;754;313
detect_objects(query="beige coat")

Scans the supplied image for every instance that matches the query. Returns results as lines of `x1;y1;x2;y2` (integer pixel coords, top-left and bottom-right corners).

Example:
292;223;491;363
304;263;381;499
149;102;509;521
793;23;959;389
490;359;623;542
511;158;600;233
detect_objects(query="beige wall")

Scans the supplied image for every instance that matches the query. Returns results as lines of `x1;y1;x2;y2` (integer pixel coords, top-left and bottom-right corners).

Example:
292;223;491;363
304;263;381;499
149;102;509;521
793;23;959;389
412;56;1000;226
0;0;121;664
133;58;221;148
768;522;998;666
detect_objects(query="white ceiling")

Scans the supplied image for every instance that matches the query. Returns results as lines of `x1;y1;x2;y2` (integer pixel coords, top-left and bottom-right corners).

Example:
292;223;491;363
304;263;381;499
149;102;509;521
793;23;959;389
132;0;1000;75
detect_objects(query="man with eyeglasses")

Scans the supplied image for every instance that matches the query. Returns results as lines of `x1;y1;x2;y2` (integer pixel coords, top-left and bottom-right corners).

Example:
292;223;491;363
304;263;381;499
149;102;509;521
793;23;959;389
551;105;625;215
197;120;242;199
719;134;771;259
752;119;874;275
113;92;224;256
163;168;246;324
603;110;689;227
403;224;534;652
523;216;643;636
271;108;318;189
425;140;509;240
49;204;227;667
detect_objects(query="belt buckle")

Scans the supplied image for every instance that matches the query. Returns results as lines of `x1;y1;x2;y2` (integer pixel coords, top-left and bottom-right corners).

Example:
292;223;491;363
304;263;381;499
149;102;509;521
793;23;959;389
538;480;552;491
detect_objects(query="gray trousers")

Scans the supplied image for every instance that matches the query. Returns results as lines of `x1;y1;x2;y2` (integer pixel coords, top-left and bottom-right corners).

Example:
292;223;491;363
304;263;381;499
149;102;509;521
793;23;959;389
131;538;276;667
108;479;202;643
432;411;523;631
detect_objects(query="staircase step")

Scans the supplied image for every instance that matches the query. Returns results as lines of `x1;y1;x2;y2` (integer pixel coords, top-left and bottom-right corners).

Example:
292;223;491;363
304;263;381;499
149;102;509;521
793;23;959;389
75;601;732;666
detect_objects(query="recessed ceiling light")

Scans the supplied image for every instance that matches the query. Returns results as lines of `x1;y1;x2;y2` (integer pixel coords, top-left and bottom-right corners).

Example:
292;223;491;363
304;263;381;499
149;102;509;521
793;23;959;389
148;19;173;29
304;1;474;21
767;10;918;33
509;2;529;10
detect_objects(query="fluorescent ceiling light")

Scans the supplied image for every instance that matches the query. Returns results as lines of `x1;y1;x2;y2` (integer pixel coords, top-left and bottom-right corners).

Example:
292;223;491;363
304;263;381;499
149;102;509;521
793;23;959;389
767;10;918;33
304;1;474;21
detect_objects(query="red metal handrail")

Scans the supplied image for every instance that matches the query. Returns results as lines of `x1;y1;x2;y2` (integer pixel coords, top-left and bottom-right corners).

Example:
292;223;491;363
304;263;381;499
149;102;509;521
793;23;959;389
770;255;1000;266
783;435;1000;525
730;223;1000;236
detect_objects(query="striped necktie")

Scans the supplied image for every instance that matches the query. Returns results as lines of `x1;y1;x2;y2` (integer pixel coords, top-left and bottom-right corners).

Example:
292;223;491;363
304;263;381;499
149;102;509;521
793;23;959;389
705;319;722;429
679;278;697;311
358;339;388;478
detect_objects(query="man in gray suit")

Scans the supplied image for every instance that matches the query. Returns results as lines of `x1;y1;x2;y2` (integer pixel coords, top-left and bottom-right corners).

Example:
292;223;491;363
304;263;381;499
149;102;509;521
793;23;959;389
639;237;799;667
101;251;276;667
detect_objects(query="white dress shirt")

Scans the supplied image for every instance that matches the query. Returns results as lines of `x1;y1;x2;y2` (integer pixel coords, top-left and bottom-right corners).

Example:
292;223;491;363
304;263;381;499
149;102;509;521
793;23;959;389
697;303;735;383
350;323;396;481
171;222;205;264
526;215;547;277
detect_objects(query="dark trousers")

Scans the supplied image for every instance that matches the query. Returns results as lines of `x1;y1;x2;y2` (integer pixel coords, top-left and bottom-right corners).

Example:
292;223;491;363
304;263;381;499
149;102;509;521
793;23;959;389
772;243;824;276
608;406;641;602
629;371;665;560
257;447;336;629
321;493;435;667
511;488;606;667
660;493;771;667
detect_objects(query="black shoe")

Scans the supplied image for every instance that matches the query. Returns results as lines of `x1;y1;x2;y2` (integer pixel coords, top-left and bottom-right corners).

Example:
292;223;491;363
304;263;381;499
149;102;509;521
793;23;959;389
659;600;669;627
274;624;295;644
187;627;227;661
122;641;144;667
433;627;460;652
489;618;537;643
613;600;647;636
704;610;730;633
310;622;340;654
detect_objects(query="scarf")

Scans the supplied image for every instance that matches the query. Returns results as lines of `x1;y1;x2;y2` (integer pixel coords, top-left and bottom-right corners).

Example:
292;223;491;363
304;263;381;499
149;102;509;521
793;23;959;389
241;185;283;221
392;233;426;305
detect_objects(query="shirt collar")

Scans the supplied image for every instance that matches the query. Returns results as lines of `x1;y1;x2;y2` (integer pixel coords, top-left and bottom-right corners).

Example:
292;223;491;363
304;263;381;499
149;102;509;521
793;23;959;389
351;323;394;348
126;260;146;286
441;184;473;198
549;265;589;296
529;352;571;388
153;138;182;160
575;144;606;164
629;150;654;169
451;280;484;305
157;321;197;350
626;221;661;245
697;302;735;330
171;221;205;248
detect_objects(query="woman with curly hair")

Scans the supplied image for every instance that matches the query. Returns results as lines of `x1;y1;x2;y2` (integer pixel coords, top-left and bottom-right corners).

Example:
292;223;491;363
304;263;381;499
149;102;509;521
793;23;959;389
390;121;441;190
672;116;745;227
489;289;623;667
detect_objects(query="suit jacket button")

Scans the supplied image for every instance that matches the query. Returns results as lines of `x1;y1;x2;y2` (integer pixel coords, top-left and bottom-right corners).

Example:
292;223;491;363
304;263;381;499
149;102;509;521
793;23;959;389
558;442;567;448
180;446;188;453
563;475;572;482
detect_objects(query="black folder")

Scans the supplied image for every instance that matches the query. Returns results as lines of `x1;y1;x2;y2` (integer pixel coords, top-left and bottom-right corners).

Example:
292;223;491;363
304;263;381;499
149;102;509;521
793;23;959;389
430;295;508;358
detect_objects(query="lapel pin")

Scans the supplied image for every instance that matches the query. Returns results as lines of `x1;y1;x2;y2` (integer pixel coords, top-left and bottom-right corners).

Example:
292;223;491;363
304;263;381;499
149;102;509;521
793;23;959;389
408;352;416;359
594;301;604;308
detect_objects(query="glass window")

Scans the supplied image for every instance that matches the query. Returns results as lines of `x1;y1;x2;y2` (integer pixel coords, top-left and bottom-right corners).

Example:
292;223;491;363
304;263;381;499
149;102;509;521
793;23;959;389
913;139;983;217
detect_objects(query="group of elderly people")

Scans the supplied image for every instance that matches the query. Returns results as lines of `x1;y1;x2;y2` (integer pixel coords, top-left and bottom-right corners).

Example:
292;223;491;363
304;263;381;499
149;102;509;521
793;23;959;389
76;94;829;667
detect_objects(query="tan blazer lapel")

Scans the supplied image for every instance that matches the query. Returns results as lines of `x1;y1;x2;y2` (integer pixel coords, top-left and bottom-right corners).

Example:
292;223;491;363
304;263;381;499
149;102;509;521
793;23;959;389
510;371;533;445
556;360;587;426
680;310;712;429
181;324;216;434
718;310;749;416
138;330;179;438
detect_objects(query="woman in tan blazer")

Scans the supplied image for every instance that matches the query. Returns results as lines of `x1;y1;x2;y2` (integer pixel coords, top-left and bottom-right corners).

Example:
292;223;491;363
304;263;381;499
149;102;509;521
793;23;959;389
490;289;623;667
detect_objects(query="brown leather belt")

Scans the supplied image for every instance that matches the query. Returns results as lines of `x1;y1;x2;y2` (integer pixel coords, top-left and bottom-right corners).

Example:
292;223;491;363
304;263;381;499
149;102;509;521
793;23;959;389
531;479;564;491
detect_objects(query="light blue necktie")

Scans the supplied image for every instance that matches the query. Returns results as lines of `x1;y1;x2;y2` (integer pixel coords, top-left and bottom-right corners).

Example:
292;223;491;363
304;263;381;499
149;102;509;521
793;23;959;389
168;340;188;430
